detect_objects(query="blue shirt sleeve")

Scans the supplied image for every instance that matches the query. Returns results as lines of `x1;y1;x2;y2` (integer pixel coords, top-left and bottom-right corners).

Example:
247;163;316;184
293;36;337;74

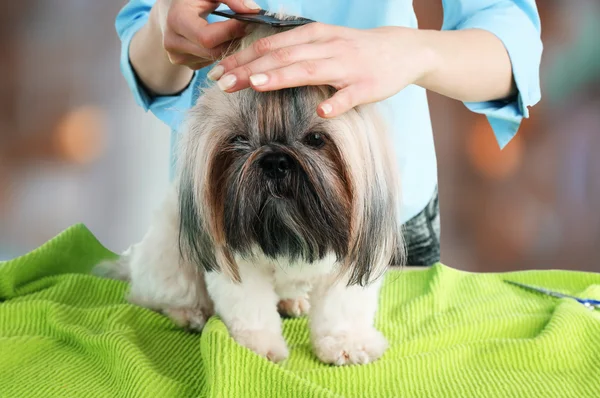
115;0;203;131
441;0;543;148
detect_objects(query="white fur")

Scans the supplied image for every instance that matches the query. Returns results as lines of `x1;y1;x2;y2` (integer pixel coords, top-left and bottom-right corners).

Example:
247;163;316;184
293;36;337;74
98;184;388;364
95;23;398;366
97;188;215;331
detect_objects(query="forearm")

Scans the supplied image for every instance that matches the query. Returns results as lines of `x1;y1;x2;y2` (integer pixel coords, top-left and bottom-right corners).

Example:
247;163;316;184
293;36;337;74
129;5;193;96
416;28;517;103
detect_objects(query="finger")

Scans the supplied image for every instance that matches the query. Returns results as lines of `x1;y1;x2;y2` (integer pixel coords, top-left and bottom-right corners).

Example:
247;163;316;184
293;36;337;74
218;0;262;13
175;14;247;50
164;33;215;59
198;19;248;49
164;33;228;64
214;42;338;89
197;0;260;20
168;39;241;67
317;86;364;118
244;59;341;92
216;22;332;72
167;52;211;69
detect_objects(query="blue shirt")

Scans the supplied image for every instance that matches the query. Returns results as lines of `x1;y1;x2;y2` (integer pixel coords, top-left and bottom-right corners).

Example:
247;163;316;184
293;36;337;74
116;0;542;223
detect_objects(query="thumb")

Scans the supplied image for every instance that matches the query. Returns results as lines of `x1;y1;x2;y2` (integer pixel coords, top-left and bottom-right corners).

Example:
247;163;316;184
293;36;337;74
219;0;262;13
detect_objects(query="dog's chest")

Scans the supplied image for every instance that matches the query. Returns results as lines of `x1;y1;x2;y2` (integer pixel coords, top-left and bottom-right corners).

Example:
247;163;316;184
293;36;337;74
246;252;338;293
275;256;336;279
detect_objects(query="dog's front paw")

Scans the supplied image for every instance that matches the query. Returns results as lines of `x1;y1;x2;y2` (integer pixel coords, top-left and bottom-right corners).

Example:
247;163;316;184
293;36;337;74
162;306;214;332
277;296;310;318
312;328;388;366
232;329;289;363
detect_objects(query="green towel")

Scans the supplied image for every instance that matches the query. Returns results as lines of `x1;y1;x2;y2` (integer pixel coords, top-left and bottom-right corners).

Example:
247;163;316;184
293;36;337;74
1;224;600;397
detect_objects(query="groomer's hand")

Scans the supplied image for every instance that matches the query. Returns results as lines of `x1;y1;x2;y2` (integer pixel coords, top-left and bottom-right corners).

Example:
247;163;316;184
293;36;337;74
130;0;261;94
208;23;517;118
155;0;261;70
206;24;435;117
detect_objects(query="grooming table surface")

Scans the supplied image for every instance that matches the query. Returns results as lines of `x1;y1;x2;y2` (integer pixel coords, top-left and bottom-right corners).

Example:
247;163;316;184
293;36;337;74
1;224;599;397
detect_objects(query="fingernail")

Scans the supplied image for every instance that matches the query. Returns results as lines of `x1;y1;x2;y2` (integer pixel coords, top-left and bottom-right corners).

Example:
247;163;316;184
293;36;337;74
320;103;333;115
243;0;261;10
207;65;224;81
217;74;237;91
249;74;268;86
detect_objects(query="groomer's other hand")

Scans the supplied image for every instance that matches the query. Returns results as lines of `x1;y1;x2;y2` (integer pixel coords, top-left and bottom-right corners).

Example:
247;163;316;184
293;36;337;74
208;21;518;118
156;0;261;70
207;24;435;117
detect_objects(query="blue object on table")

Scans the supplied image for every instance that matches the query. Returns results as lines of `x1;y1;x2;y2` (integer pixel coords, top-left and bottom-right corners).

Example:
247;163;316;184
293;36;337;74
505;280;600;310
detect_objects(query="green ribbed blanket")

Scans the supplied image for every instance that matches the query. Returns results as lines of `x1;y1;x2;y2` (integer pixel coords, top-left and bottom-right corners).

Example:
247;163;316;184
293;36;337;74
1;224;599;397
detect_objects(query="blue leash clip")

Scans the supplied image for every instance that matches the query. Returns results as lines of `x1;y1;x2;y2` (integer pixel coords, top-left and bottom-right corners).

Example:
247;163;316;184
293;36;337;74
505;280;600;310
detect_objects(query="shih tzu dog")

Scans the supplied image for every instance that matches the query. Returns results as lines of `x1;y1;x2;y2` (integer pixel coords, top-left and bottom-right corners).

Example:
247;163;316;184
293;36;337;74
95;19;404;366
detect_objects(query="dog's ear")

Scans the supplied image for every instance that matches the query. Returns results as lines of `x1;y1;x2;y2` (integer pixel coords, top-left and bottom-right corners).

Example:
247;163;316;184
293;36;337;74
177;160;241;282
177;167;217;273
338;104;405;286
344;180;404;287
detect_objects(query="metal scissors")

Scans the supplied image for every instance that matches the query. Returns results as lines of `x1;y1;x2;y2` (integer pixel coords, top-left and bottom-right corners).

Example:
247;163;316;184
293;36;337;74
210;9;315;27
505;280;600;310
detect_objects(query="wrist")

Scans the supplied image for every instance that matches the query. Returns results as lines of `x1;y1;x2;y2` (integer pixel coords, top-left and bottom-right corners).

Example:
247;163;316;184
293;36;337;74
412;29;442;91
129;3;194;96
147;2;163;37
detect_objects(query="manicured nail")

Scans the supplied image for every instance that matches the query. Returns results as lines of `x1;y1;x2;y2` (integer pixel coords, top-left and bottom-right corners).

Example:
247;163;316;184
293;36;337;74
243;0;261;10
249;74;268;86
207;65;224;81
320;103;333;115
218;74;237;91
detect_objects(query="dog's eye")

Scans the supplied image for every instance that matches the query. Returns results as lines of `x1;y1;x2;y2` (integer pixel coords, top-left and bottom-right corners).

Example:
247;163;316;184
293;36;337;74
230;135;249;145
303;133;325;149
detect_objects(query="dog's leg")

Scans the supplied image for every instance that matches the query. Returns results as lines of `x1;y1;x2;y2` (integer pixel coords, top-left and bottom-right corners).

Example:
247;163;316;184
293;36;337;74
276;296;310;318
205;267;289;363
308;275;388;365
275;280;311;318
126;187;214;331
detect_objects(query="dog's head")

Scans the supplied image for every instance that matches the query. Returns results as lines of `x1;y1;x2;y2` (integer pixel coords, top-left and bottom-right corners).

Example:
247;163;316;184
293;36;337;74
176;24;403;286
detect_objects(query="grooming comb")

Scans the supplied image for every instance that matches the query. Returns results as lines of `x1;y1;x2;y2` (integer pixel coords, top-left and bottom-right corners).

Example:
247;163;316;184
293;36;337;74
211;9;315;27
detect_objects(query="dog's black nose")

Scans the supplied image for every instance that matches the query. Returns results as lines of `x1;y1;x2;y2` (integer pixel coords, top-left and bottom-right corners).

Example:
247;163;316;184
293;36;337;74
260;153;293;179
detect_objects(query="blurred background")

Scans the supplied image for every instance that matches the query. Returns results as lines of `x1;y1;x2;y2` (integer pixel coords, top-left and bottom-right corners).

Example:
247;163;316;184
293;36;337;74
0;1;598;273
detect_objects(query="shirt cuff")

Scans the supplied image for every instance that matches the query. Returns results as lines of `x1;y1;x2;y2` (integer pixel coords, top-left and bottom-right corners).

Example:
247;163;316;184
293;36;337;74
119;15;154;111
454;3;542;148
118;14;203;132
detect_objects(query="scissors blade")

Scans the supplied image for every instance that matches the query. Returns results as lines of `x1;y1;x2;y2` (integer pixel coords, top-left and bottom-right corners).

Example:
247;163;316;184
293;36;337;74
504;280;570;299
505;280;600;309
